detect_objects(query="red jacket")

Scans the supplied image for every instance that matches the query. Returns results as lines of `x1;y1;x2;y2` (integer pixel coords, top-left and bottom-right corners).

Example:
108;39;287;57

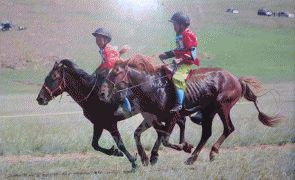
174;28;200;66
99;44;120;70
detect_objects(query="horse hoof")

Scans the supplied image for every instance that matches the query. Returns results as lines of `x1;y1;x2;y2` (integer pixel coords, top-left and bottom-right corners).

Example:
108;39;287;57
183;142;194;153
150;156;158;166
184;157;195;165
150;151;159;166
142;158;149;166
132;162;138;170
209;152;218;161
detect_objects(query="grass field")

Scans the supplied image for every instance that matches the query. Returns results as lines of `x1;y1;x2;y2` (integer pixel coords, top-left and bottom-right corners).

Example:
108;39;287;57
0;81;294;179
0;0;294;179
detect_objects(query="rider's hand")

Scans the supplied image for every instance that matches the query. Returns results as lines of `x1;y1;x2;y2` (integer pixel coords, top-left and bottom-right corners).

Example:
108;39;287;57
184;54;192;60
173;58;183;64
159;53;168;60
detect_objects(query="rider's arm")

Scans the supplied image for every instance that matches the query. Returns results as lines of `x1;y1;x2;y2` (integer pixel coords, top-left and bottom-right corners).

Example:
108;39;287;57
159;50;175;60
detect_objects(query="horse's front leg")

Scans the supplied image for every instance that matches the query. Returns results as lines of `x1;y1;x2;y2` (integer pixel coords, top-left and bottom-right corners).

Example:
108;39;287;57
92;126;123;157
149;129;163;166
110;126;138;170
160;116;193;153
134;114;154;166
176;116;186;144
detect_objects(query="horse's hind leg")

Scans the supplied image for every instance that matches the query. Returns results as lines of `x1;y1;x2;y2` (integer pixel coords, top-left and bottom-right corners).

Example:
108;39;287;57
185;109;216;165
210;108;235;161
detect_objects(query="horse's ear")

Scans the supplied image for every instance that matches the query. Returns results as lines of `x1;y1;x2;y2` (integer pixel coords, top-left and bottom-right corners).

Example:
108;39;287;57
113;65;121;75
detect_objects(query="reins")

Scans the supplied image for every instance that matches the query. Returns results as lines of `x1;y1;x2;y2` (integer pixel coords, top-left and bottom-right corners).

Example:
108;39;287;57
75;76;98;103
106;64;173;94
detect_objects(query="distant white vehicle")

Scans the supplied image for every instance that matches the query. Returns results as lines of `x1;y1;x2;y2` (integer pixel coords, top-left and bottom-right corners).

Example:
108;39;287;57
277;11;294;18
257;9;275;16
227;8;239;14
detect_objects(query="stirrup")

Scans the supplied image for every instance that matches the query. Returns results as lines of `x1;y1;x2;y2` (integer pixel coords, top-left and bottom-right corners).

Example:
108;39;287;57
170;104;183;113
114;108;124;116
190;112;202;125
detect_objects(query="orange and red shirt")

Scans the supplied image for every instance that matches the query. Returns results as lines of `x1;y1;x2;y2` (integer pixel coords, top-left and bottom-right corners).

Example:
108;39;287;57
174;28;200;66
99;44;120;70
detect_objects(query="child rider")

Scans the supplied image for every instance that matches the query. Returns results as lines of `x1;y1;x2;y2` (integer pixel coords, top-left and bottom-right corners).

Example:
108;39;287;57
159;12;200;113
92;27;131;115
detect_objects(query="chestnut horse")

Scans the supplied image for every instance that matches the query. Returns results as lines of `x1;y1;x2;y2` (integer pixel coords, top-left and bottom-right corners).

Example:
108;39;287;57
98;54;283;165
36;59;188;170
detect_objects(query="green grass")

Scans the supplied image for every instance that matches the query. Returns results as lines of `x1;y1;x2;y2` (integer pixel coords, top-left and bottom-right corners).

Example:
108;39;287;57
197;27;294;79
1;145;294;179
0;84;294;156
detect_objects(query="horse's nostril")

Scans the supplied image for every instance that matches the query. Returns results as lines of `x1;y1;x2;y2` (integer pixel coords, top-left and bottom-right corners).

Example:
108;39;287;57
37;97;44;104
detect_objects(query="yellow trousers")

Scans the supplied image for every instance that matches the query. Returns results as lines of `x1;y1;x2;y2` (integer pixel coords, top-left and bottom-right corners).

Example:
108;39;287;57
172;64;192;92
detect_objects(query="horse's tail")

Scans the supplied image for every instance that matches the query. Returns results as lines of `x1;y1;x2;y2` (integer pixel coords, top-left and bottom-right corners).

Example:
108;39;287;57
119;45;132;55
239;76;283;127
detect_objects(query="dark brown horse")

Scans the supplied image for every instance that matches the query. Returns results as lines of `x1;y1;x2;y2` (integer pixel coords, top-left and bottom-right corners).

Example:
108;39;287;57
98;54;284;165
36;59;188;170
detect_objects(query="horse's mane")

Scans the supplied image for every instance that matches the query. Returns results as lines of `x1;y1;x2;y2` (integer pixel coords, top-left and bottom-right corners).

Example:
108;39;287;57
115;53;163;74
60;59;96;85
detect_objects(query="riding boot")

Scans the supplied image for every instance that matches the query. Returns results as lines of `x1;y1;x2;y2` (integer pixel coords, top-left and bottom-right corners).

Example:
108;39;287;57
114;97;132;117
122;97;131;112
114;108;125;117
170;89;184;113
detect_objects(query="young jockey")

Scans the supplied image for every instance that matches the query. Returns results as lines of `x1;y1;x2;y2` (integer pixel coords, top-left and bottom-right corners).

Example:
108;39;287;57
92;27;131;114
159;12;200;113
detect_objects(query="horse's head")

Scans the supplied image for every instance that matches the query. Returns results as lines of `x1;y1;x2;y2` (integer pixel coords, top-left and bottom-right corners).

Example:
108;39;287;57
36;61;65;105
99;62;130;103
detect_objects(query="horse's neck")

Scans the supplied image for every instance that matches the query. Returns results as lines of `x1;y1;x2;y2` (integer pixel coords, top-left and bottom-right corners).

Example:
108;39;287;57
128;68;158;86
64;71;95;103
128;68;169;109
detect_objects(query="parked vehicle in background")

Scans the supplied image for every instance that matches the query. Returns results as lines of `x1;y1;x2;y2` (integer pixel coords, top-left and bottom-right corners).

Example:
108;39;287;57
0;21;13;31
226;8;239;14
257;9;275;16
277;11;294;18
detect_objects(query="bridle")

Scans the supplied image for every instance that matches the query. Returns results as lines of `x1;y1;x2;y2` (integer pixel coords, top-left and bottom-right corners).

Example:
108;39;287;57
42;62;97;102
43;63;66;99
105;66;130;94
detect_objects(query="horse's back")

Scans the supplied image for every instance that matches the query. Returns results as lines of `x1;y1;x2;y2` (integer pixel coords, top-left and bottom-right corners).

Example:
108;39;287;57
188;67;240;82
186;67;242;104
191;67;224;75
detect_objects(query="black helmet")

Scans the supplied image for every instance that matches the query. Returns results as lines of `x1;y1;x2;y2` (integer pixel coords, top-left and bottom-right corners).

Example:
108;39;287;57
92;27;112;42
168;11;190;27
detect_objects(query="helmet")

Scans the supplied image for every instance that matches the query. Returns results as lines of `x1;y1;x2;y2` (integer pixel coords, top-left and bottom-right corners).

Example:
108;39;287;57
168;12;190;27
92;27;112;42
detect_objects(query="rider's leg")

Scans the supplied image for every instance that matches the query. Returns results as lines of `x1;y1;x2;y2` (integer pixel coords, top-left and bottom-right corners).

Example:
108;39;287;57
170;64;191;113
170;89;184;113
122;97;131;112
